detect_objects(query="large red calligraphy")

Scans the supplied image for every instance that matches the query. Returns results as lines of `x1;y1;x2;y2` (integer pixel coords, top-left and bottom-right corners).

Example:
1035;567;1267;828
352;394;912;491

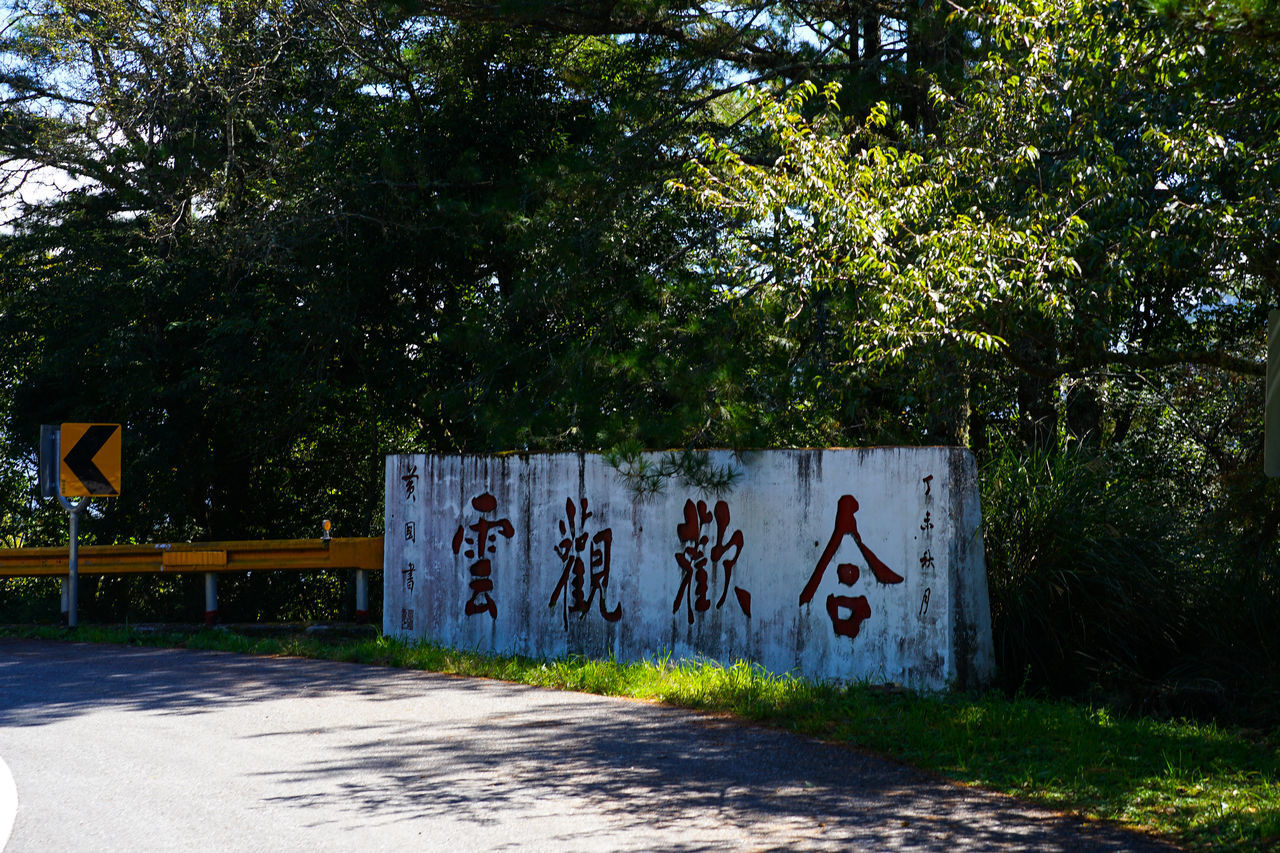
800;494;903;639
451;493;514;619
674;499;751;622
549;497;622;628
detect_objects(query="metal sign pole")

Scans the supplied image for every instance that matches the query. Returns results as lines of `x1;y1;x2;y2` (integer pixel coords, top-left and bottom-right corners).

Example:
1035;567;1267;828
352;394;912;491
50;429;88;628
57;494;87;628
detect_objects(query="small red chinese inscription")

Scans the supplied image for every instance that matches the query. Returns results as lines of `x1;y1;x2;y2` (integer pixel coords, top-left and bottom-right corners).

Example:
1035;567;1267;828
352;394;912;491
401;464;419;502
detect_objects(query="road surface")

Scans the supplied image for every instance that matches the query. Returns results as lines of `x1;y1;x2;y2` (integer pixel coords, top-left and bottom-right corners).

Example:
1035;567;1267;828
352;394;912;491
0;639;1178;852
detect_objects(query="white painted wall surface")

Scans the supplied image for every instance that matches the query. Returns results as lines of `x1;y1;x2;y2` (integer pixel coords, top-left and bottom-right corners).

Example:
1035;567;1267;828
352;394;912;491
383;448;994;691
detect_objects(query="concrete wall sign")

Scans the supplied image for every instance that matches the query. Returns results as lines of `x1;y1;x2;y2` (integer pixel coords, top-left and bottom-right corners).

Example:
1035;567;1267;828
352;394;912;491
384;448;994;690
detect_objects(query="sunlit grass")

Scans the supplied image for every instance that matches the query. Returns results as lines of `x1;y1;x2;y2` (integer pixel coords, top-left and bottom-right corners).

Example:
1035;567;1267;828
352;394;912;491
4;623;1277;851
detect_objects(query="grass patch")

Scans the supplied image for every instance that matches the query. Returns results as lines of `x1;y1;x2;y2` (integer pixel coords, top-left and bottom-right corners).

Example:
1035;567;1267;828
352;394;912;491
4;623;1277;851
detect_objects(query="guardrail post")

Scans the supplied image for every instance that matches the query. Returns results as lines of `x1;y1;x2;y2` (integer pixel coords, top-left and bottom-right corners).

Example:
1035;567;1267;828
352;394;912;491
204;574;218;626
355;569;369;623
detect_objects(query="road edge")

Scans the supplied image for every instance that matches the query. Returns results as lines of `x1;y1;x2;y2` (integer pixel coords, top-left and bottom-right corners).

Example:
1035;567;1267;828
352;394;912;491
0;752;14;852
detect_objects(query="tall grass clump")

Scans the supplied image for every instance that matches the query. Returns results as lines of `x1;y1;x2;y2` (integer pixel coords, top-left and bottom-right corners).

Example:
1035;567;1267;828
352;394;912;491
981;436;1186;700
1171;465;1280;722
982;425;1280;728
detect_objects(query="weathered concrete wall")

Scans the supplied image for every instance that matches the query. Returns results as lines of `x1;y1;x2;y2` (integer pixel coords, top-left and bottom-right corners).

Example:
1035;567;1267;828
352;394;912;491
383;448;994;690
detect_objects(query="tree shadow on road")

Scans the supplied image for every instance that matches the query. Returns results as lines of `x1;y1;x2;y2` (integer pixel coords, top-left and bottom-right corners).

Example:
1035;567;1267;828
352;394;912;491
0;639;1180;852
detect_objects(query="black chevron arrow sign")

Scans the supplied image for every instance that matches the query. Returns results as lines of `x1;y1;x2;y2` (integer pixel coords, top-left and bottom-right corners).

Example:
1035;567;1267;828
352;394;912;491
60;423;121;497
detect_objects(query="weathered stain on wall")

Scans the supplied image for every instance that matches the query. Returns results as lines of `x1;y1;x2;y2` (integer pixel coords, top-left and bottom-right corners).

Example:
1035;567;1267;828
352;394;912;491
384;448;995;691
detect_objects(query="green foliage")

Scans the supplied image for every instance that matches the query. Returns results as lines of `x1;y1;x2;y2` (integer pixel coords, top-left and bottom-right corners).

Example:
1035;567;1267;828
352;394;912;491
0;578;59;621
670;81;1077;364
603;446;741;497
1153;0;1280;39
947;0;1278;378
979;399;1280;721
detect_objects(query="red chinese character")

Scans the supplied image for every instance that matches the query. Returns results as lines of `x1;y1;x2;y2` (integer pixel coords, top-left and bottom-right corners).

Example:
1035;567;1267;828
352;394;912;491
800;494;903;639
674;499;750;623
549;497;622;628
451;493;514;619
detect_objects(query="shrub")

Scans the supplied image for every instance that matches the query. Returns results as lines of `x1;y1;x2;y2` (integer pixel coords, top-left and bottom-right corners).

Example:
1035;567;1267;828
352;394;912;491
981;435;1186;697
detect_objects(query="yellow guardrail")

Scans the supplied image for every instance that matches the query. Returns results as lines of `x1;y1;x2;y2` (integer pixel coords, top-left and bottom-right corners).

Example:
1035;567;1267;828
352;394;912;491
0;537;384;625
0;537;384;578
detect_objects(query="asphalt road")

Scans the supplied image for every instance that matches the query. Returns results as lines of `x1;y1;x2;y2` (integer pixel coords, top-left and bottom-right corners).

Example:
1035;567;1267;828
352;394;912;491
0;639;1179;852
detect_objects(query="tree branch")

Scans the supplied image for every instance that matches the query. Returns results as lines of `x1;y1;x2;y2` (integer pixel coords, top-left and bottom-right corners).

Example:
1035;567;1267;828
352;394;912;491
1003;345;1265;379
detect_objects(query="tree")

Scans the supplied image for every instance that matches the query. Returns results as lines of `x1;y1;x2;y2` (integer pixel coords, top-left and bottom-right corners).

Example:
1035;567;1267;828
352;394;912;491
674;0;1279;441
670;81;1084;446
670;0;1280;699
0;0;748;553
